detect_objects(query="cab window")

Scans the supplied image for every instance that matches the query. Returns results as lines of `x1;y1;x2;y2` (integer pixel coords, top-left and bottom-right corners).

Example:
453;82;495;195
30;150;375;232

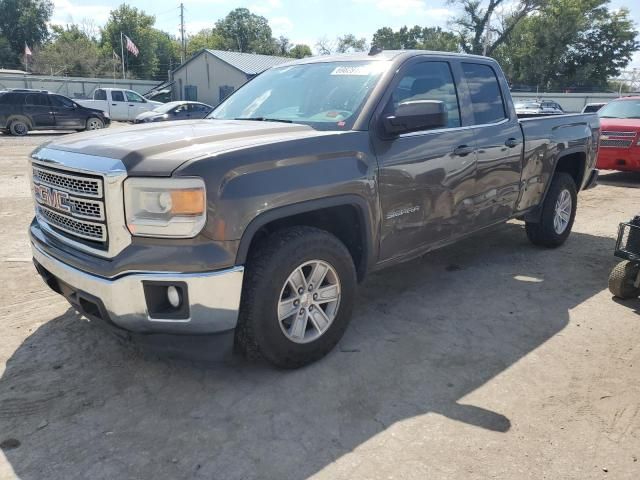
24;94;49;106
50;95;76;109
462;62;507;125
111;91;125;102
125;91;145;103
388;61;461;129
94;89;107;101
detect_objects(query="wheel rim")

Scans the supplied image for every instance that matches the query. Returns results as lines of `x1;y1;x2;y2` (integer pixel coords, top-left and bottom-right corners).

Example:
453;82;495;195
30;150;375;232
14;123;26;135
553;189;572;234
277;260;341;344
88;119;102;130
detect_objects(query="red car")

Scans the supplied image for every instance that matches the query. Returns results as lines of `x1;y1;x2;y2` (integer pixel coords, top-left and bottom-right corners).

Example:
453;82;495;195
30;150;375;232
597;96;640;171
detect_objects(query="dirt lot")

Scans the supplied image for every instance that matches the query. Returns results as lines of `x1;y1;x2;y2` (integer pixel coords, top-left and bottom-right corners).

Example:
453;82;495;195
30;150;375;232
1;130;639;480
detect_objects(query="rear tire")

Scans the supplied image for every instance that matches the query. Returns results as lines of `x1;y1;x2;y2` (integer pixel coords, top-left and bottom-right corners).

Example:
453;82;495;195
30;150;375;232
525;172;577;247
608;260;640;299
9;120;28;136
235;226;357;369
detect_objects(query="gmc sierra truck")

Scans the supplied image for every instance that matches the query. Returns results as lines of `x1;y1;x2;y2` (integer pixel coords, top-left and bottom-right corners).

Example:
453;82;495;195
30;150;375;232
29;50;599;368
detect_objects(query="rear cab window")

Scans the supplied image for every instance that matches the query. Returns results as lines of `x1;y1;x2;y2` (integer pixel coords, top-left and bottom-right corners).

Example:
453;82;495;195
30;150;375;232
94;89;107;101
111;91;125;102
461;62;507;125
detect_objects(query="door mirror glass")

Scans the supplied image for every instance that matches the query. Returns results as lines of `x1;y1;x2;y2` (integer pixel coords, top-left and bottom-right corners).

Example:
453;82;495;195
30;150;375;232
383;100;447;136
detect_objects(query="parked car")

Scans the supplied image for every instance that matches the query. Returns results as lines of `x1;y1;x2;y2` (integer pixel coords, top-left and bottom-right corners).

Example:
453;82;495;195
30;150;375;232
514;100;564;116
29;50;599;368
76;88;162;122
0;90;110;136
582;102;607;113
596;96;640;171
134;101;212;124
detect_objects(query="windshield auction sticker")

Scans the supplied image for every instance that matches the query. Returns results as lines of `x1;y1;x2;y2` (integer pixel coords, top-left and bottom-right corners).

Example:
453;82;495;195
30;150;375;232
330;66;374;76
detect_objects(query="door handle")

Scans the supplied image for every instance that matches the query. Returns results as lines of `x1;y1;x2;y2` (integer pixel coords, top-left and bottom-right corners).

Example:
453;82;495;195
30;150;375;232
505;138;520;148
453;145;474;156
112;103;117;106
129;104;135;107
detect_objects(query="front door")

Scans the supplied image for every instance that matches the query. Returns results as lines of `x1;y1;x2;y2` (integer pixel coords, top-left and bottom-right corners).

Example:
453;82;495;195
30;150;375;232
23;93;55;128
374;59;478;262
50;94;84;129
125;90;150;119
460;62;524;226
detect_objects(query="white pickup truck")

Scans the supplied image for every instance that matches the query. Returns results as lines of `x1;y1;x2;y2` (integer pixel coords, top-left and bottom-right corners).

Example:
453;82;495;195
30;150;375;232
76;88;163;122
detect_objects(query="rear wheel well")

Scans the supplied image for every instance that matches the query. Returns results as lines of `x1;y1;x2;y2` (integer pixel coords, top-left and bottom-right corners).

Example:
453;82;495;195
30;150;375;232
242;205;368;281
7;115;32;129
555;152;586;189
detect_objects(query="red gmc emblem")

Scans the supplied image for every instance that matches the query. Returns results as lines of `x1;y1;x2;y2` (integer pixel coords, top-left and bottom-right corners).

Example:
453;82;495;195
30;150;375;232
34;184;70;212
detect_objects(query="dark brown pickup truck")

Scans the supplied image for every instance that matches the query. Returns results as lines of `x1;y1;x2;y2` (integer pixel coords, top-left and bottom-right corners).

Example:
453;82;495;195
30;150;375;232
29;50;599;368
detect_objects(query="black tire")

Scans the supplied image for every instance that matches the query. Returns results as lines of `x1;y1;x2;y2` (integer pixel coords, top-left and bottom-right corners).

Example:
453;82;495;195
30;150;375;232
235;226;357;369
608;260;640;299
525;172;577;247
9;120;28;136
85;117;104;131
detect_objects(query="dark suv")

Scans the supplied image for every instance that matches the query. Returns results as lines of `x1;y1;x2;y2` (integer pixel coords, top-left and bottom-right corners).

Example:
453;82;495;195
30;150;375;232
0;90;110;136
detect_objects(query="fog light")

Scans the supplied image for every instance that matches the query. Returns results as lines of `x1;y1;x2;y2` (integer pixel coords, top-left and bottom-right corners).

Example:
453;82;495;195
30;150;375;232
167;286;181;308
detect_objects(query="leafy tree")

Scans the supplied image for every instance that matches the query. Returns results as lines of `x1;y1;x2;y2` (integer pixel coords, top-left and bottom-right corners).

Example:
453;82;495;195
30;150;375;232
0;35;13;67
101;4;158;79
288;44;312;58
496;0;638;90
337;34;368;53
448;0;544;55
186;29;225;56
214;8;275;54
30;24;111;76
152;29;181;78
274;36;291;56
372;26;458;51
0;0;53;67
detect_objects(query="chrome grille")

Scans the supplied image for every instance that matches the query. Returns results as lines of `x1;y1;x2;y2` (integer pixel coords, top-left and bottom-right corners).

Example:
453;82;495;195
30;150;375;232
32;164;108;246
33;166;102;198
601;131;636;137
600;139;633;148
37;206;106;242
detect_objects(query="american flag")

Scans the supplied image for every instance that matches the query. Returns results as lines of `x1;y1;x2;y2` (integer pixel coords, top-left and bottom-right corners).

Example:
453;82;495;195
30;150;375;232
124;35;139;57
24;44;32;56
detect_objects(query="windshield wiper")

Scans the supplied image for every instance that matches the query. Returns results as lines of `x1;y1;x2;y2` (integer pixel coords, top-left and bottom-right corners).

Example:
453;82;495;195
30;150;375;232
234;117;293;123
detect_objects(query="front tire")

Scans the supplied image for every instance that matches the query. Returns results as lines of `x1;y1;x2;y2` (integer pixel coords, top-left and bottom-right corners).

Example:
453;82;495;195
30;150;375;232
235;226;357;369
608;260;640;299
525;172;577;247
85;117;104;131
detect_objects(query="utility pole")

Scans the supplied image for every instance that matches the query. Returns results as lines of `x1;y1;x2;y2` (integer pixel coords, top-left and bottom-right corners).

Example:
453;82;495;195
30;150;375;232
180;3;186;63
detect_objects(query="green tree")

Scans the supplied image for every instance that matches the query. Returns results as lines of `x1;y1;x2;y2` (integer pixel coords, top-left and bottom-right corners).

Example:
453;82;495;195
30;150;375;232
186;29;224;56
0;35;13;67
30;24;111;76
214;8;275;54
101;4;158;79
153;29;181;78
497;0;638;90
288;44;312;58
337;34;368;53
0;0;53;67
372;26;458;51
448;0;544;55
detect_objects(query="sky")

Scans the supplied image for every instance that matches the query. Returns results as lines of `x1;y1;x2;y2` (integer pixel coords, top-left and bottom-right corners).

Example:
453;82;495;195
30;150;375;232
51;0;640;67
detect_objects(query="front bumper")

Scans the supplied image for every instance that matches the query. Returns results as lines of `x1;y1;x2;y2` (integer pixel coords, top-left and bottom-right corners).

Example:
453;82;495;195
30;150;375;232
32;241;244;334
597;147;640;171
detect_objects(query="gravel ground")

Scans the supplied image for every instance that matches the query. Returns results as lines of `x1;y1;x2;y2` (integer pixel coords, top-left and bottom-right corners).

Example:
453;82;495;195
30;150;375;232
1;129;639;480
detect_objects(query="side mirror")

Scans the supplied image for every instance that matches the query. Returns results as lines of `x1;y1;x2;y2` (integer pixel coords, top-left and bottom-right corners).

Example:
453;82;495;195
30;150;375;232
382;100;447;136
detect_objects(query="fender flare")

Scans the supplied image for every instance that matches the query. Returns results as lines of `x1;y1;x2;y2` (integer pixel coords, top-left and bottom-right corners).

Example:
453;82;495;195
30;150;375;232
235;194;376;279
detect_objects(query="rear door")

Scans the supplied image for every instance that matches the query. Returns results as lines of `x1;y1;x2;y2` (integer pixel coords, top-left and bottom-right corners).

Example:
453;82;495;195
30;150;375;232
460;61;523;227
374;58;478;262
108;90;129;121
50;94;84;129
23;93;55;128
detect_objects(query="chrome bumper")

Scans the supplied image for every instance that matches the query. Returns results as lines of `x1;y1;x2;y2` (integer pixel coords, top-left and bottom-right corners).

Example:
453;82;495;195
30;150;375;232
32;242;244;334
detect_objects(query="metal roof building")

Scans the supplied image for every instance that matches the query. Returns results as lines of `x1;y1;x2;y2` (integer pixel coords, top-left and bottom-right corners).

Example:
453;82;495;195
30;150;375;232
170;49;290;106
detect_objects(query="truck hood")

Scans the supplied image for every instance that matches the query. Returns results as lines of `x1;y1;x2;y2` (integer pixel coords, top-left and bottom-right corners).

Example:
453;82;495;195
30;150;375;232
598;118;640;131
39;119;336;176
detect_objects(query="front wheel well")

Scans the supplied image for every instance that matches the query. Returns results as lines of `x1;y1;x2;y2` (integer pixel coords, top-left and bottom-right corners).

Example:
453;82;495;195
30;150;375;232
239;204;369;282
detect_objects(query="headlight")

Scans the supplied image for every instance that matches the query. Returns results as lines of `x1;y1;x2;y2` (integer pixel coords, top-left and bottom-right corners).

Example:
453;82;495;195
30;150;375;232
124;177;206;238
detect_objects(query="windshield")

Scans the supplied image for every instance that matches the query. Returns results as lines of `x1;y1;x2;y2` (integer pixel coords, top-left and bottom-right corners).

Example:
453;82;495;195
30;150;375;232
209;61;389;130
598;99;640;119
153;102;181;114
